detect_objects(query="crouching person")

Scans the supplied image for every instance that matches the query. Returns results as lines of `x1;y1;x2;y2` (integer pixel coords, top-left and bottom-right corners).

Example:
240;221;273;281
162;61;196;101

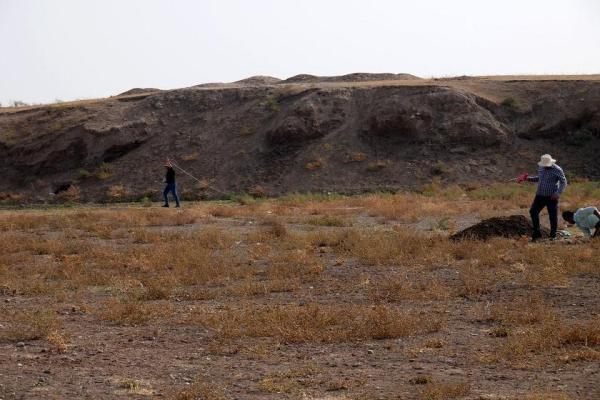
562;206;600;238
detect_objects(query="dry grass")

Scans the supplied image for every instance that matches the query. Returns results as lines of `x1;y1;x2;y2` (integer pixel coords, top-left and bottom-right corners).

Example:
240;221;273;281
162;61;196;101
1;186;599;397
167;379;226;400
191;303;443;343
419;381;470;400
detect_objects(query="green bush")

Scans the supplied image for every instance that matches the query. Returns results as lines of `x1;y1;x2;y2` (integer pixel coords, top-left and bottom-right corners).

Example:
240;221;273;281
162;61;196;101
501;97;519;109
264;95;280;112
431;161;449;176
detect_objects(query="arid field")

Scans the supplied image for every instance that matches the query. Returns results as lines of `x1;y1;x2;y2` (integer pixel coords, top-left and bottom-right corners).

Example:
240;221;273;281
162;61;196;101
1;182;599;399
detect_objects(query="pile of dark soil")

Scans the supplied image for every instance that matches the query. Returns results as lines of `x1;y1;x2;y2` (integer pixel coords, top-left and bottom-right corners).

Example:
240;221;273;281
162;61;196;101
450;215;550;241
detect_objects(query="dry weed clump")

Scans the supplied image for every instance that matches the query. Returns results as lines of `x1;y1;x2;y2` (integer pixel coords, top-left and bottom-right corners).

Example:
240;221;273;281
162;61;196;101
307;214;348;227
499;316;600;360
336;228;446;267
1;308;63;343
226;278;300;297
419;381;470;400
167;378;227;400
98;298;168;326
192;303;442;343
489;293;554;326
370;275;453;302
258;216;288;238
259;364;322;393
55;185;81;202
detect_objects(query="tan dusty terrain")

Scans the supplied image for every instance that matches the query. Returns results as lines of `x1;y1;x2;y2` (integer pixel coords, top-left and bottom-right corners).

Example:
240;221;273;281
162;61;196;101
1;183;599;399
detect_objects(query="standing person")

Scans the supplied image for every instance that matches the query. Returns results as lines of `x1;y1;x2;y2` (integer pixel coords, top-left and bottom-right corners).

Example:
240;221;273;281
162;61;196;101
162;159;180;208
517;154;567;240
562;207;600;238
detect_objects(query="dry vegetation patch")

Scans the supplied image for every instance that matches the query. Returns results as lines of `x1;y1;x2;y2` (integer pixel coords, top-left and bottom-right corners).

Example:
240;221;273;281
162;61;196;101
191;303;443;343
1;185;599;398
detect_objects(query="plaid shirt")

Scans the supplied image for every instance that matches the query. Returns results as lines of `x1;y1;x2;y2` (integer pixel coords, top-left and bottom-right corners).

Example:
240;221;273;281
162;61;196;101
527;164;568;197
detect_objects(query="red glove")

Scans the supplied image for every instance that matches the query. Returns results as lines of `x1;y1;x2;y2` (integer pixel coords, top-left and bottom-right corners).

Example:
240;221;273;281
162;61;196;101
517;173;529;183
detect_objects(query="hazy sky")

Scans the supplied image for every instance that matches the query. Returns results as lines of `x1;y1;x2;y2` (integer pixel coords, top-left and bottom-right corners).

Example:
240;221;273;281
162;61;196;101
1;0;599;105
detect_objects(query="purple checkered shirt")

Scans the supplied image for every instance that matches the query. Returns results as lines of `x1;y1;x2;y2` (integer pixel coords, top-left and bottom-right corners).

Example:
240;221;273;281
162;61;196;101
527;164;568;197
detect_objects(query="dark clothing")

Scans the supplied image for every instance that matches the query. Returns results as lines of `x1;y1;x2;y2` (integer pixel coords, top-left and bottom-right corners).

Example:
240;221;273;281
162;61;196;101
163;183;180;207
530;195;558;238
165;167;176;184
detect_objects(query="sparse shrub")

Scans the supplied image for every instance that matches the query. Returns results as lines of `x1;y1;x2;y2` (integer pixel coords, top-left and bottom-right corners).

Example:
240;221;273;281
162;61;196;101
106;185;126;201
120;379;140;391
49;122;63;132
233;193;257;205
192;303;442;343
78;169;91;179
264;95;280;112
346;151;366;162
431;161;449;176
99;298;151;326
305;158;324;170
409;376;433;385
2;309;61;342
248;185;267;198
0;192;25;205
239;126;254;136
181;153;199;161
46;330;68;353
56;185;81;203
501;97;519;109
140;276;175;300
96;163;113;180
366;159;390;172
196;179;210;190
419;381;470;399
167;379;227;400
260;216;288;238
139;196;152;207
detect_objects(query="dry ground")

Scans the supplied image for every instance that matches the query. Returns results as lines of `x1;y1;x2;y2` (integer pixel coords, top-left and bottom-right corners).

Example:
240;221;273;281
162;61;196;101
1;183;599;399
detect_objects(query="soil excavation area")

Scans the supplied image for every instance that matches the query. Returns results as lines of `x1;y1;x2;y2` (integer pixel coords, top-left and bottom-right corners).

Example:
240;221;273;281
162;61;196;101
1;187;599;399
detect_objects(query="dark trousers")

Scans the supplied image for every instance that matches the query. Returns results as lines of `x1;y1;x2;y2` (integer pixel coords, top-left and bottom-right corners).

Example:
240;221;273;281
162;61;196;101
163;183;180;206
530;195;558;238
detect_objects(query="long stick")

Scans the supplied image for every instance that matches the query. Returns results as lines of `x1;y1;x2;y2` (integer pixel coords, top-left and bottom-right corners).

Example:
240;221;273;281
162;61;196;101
168;159;229;196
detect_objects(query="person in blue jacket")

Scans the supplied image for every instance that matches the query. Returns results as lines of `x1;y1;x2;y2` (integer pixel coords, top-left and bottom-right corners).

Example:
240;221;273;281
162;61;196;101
518;154;567;240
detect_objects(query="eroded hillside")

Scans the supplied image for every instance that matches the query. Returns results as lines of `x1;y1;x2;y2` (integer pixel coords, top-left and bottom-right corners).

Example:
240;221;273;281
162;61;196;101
1;75;599;202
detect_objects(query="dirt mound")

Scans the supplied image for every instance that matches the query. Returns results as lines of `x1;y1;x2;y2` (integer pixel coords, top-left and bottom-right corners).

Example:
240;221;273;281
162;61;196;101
117;88;161;96
235;76;281;85
450;215;550;241
281;73;420;84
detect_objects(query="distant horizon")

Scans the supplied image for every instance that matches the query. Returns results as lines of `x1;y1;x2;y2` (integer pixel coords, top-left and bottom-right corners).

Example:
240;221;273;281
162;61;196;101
2;0;599;105
4;71;600;107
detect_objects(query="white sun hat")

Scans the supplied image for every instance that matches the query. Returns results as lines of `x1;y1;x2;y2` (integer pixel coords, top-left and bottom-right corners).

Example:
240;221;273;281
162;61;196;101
538;154;556;167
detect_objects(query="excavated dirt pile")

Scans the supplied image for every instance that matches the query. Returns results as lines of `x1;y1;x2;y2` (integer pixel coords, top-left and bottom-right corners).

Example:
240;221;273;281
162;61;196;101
450;215;550;240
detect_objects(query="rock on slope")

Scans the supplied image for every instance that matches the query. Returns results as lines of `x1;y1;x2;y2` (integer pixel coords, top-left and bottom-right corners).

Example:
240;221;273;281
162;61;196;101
0;74;599;203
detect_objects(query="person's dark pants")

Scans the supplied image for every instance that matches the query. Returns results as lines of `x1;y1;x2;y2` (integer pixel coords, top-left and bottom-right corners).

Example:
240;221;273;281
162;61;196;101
530;195;558;238
163;183;180;207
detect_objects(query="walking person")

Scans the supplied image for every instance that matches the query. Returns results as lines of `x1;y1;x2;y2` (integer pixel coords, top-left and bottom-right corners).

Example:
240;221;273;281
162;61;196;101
517;154;567;240
562;206;600;238
162;159;180;208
